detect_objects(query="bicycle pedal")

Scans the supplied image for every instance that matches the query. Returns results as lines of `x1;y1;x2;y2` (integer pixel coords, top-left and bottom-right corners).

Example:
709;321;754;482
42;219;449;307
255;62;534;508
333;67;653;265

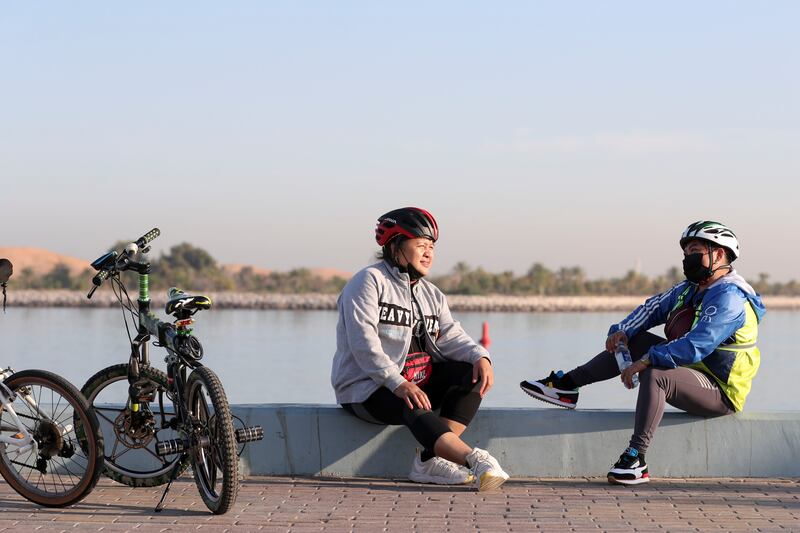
235;425;264;443
156;438;188;456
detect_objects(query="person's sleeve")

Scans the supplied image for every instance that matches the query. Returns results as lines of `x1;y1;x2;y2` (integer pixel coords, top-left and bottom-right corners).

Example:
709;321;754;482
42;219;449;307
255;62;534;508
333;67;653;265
432;291;490;364
607;284;683;339
647;288;746;368
341;271;406;392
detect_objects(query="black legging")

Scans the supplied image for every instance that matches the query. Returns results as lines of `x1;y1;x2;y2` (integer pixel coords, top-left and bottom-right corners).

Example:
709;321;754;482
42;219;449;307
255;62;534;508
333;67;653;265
342;361;482;451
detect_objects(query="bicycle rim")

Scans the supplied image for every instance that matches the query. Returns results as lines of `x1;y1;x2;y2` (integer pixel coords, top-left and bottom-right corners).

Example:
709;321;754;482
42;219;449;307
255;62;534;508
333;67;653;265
0;370;103;507
185;366;238;514
80;364;189;487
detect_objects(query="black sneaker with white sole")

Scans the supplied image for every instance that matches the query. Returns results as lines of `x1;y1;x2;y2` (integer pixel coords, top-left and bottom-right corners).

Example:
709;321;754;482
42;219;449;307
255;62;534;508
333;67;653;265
519;370;579;409
607;447;649;485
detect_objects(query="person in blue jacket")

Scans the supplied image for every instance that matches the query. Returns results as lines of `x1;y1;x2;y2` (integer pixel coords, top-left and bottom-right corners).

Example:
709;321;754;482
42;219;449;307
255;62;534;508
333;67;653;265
520;221;766;485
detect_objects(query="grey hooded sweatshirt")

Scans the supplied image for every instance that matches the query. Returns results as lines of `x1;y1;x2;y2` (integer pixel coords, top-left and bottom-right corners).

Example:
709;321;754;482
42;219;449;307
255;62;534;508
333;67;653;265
331;260;491;404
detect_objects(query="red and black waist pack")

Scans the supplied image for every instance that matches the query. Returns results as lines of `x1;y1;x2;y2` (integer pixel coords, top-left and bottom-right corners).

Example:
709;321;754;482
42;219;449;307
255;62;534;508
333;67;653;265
402;352;433;386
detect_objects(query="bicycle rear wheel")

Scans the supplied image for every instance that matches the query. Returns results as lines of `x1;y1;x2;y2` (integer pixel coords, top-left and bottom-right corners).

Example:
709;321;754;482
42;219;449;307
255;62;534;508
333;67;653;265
0;369;104;507
80;364;189;487
185;366;238;514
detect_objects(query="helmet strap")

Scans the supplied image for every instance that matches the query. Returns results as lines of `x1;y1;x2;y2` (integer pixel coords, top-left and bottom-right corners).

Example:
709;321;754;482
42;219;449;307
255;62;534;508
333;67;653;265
702;243;733;284
393;241;424;282
1;282;6;314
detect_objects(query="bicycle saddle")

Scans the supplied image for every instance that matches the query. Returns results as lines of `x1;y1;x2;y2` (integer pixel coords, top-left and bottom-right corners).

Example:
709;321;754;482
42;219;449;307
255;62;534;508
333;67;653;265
165;287;212;317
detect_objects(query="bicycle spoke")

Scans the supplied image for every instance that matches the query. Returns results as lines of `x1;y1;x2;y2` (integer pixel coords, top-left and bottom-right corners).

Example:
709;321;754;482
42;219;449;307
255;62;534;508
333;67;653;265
141;445;168;464
94;409;119;427
36;386;44;419
53;402;72;427
67;449;89;469
54;456;83;485
10;459;38;471
111;443;136;462
50;387;67;423
53;401;76;428
51;460;69;493
22;449;36;484
109;433;122;460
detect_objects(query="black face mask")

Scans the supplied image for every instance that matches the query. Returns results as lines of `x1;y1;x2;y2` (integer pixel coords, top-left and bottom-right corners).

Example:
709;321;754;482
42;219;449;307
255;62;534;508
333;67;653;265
682;253;713;284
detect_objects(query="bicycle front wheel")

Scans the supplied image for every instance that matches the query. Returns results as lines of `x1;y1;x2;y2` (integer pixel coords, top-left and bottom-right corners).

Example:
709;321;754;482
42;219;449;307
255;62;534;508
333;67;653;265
0;369;104;507
185;366;238;514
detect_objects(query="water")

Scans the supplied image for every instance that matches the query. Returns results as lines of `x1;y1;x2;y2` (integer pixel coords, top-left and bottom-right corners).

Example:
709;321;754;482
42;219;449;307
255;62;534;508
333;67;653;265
1;308;797;411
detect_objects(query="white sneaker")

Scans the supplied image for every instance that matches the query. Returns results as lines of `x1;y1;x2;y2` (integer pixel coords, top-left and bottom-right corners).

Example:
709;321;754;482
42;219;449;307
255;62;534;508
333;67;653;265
408;450;475;485
466;447;510;491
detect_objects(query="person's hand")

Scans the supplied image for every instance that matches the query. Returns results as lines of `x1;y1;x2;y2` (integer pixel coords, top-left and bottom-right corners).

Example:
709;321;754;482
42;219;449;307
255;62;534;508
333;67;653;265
393;381;431;410
620;360;648;389
472;357;494;398
606;330;628;353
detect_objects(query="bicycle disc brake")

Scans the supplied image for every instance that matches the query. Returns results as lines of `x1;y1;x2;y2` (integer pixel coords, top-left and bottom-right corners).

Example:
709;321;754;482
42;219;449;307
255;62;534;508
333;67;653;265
113;406;156;449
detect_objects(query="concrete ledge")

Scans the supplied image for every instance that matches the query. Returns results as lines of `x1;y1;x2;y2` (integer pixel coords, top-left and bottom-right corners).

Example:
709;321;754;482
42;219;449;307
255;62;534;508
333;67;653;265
232;405;800;478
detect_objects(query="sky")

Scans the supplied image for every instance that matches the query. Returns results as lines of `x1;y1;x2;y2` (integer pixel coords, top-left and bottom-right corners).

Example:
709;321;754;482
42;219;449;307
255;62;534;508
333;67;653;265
1;2;798;281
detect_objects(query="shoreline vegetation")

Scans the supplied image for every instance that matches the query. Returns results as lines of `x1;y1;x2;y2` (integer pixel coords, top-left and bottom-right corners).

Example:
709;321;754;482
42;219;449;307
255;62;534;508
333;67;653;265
8;290;799;312
4;243;799;310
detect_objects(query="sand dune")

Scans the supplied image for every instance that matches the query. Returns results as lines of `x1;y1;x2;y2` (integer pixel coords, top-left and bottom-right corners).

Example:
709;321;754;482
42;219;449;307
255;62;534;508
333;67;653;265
0;247;351;281
0;247;91;275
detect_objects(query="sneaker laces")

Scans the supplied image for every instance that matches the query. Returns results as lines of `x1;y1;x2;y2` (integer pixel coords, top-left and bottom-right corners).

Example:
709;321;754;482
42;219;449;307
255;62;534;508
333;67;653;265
467;448;497;470
425;456;467;477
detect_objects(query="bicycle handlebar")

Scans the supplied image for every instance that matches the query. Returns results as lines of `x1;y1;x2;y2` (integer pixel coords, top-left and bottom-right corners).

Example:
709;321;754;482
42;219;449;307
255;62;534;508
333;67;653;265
87;228;161;298
92;269;110;287
135;228;161;250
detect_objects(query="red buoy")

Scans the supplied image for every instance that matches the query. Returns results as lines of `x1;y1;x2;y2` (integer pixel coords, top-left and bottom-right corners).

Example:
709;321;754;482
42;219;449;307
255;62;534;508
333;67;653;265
479;321;491;349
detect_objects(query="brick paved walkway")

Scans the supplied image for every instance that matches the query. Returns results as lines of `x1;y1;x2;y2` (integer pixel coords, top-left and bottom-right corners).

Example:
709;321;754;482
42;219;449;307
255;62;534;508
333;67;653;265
1;476;798;532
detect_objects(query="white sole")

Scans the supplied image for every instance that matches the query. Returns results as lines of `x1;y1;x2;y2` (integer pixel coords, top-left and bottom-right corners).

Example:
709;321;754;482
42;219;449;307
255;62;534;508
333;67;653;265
520;384;577;410
408;474;474;485
478;472;509;492
607;474;650;485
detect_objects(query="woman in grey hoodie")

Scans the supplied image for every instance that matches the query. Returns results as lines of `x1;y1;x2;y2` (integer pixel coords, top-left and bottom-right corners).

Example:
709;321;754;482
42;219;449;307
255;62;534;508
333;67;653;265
331;207;509;491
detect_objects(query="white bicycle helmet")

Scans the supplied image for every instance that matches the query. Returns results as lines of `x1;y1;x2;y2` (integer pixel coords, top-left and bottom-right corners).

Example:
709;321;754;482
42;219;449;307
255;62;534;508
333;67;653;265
679;221;740;260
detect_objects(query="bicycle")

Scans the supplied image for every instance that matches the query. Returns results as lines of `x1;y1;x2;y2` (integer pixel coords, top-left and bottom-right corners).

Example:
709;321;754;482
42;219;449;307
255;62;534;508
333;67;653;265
78;229;263;514
0;257;104;507
0;367;104;506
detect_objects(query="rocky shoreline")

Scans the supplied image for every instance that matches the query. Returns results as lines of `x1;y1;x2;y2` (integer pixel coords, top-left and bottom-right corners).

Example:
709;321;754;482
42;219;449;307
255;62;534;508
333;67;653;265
7;290;799;312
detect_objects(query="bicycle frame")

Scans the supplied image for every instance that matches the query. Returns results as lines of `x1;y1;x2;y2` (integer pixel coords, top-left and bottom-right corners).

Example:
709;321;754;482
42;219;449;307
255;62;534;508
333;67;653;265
0;380;36;456
123;252;204;454
0;368;73;457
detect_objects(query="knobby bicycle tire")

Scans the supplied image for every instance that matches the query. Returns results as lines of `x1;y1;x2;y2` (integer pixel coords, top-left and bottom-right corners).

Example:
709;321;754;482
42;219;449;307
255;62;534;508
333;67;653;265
80;364;190;487
0;369;104;507
185;366;238;514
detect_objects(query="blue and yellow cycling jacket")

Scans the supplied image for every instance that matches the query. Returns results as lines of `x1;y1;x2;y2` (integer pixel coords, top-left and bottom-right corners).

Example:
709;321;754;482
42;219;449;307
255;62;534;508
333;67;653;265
608;271;766;411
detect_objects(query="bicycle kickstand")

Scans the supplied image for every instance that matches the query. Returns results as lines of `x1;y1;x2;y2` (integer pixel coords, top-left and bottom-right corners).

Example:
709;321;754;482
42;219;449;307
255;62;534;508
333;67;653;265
154;453;188;513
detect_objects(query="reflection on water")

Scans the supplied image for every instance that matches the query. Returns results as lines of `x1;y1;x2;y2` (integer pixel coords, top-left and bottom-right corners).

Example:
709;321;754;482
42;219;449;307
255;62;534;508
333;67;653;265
1;308;797;411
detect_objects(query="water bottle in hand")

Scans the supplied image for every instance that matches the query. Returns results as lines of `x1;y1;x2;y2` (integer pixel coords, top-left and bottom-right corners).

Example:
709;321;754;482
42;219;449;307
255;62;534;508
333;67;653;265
614;342;639;389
